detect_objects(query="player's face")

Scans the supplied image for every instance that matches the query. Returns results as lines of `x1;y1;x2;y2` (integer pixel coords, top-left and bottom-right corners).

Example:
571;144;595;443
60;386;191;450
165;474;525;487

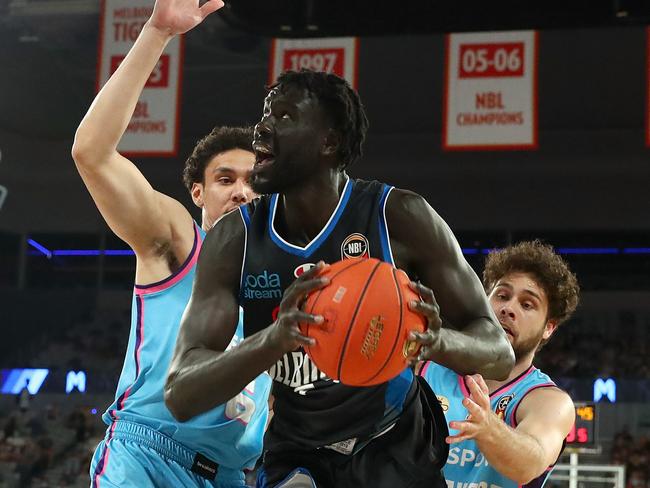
251;85;331;195
191;148;256;229
488;272;557;361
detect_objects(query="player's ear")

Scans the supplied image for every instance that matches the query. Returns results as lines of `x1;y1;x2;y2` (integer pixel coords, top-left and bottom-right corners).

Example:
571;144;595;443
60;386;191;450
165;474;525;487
322;129;341;157
191;182;204;208
542;319;558;341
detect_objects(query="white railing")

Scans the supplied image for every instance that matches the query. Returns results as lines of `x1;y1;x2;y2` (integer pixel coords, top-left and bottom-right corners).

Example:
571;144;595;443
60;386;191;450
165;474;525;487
550;453;625;488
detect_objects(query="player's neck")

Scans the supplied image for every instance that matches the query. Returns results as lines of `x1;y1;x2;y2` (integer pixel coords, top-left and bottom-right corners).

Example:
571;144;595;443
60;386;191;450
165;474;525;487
277;171;348;244
485;356;534;393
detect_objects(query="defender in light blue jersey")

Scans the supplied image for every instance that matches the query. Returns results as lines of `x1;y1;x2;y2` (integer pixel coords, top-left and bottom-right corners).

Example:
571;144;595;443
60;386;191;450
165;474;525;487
72;2;270;485
419;241;579;488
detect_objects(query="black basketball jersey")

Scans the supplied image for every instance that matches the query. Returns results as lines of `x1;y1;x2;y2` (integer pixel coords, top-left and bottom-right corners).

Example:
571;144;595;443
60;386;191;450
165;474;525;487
238;178;416;452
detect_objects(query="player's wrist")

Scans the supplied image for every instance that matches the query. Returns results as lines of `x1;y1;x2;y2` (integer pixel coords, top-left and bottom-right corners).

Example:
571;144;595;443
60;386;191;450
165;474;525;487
142;20;176;43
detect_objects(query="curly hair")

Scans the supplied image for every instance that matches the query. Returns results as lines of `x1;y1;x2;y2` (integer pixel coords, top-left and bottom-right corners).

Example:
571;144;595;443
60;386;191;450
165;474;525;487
182;126;254;192
483;240;580;326
272;70;369;170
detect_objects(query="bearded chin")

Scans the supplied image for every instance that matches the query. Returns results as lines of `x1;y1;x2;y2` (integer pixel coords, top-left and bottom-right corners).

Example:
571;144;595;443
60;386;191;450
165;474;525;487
513;329;546;361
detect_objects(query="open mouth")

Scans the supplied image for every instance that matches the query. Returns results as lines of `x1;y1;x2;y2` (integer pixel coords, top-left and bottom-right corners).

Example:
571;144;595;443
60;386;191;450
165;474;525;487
253;144;275;169
501;325;515;339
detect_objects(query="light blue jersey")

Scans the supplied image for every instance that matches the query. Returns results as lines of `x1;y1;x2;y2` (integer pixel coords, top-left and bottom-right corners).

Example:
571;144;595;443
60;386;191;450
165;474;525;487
92;223;271;486
419;362;558;488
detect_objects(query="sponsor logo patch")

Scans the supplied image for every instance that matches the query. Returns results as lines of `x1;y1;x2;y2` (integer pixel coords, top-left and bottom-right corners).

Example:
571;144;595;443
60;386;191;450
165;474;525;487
437;395;450;412
242;270;282;300
294;263;315;278
495;393;515;420
341;233;370;260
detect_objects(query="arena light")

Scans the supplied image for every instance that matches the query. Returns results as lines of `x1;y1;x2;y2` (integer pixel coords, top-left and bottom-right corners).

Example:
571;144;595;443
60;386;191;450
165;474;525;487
27;238;52;258
593;378;616;403
1;368;49;394
25;239;650;258
66;370;86;393
556;247;619;255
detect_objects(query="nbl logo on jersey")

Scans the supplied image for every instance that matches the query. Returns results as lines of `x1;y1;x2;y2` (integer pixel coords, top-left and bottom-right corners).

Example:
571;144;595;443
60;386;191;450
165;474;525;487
495;393;515;420
341;233;370;260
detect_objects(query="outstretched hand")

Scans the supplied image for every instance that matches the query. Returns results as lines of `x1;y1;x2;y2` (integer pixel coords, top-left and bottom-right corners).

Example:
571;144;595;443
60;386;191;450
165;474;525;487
150;0;224;36
447;374;497;444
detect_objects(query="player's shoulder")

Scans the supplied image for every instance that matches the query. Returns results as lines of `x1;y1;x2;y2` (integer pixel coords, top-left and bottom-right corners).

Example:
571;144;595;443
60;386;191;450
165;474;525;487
417;360;457;384
518;379;574;417
202;208;248;254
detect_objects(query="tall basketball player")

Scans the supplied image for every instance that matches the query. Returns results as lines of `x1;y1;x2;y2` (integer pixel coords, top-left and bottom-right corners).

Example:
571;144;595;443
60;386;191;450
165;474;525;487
164;69;515;488
71;1;271;486
419;241;578;487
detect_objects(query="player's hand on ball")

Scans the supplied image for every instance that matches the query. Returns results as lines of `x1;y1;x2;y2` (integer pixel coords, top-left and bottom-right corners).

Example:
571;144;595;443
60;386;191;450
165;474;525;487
407;281;443;363
264;261;330;353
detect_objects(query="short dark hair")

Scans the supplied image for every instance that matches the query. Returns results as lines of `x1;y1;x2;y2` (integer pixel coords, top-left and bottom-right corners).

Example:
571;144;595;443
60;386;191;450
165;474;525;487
483;240;580;327
273;70;369;170
182;126;253;192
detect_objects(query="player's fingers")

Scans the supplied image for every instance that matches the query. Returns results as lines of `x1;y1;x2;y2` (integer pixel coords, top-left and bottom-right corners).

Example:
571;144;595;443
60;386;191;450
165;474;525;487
282;309;324;326
199;0;225;18
280;276;329;311
409;281;439;307
462;396;483;418
466;376;490;409
473;374;490;395
446;433;475;444
293;330;317;347
297;261;329;281
409;329;436;345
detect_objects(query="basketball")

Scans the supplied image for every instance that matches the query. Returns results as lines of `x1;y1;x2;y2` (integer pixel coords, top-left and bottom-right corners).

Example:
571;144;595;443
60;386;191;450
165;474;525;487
300;258;427;386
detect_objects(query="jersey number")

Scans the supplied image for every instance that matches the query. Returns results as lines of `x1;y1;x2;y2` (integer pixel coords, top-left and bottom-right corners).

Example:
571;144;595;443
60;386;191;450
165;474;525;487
224;380;256;425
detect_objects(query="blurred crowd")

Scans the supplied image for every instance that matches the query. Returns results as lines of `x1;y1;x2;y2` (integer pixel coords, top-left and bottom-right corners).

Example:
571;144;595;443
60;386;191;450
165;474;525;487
611;429;650;488
0;393;102;488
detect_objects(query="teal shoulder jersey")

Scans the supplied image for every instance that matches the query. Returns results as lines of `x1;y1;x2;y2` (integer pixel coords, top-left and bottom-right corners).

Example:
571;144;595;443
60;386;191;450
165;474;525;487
419;362;561;488
103;222;271;471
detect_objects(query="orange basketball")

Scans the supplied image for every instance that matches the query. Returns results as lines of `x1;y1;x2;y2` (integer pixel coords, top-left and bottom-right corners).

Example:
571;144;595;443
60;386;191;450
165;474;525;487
300;258;426;386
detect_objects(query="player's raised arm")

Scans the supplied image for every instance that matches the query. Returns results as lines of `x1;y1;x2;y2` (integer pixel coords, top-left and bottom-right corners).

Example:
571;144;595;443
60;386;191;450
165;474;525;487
165;211;329;421
386;189;515;380
71;0;223;254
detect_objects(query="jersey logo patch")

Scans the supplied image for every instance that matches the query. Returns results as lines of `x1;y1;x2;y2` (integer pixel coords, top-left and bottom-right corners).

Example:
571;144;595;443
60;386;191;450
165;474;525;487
294;263;316;278
437;395;450;412
341;233;370;260
495;393;515;420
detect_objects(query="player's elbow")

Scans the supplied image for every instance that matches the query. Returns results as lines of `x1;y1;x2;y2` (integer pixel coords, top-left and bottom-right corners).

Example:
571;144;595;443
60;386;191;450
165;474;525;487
512;464;548;485
71;129;111;170
481;328;515;381
71;127;96;165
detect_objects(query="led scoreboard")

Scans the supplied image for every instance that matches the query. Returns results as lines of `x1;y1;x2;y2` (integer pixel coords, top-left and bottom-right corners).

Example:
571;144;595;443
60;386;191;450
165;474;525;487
566;402;597;447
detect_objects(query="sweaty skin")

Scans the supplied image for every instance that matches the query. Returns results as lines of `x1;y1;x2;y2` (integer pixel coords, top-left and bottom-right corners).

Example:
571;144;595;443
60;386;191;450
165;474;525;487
165;85;514;421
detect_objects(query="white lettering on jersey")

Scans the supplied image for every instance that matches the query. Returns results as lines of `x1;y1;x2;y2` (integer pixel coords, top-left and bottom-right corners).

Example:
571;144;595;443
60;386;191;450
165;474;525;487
267;351;333;395
446;480;502;488
447;447;490;467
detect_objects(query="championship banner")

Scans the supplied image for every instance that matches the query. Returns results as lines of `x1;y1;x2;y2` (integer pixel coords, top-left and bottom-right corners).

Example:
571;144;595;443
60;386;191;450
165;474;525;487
443;30;538;151
269;37;359;88
96;0;183;157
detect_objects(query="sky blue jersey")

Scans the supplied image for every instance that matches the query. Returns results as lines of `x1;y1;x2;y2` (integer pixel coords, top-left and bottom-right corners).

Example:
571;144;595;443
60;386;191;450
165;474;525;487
420;361;560;488
103;222;271;471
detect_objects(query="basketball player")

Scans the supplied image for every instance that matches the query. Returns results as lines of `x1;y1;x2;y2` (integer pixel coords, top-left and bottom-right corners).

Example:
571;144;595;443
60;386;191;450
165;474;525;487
164;68;515;488
71;1;271;486
419;241;578;487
